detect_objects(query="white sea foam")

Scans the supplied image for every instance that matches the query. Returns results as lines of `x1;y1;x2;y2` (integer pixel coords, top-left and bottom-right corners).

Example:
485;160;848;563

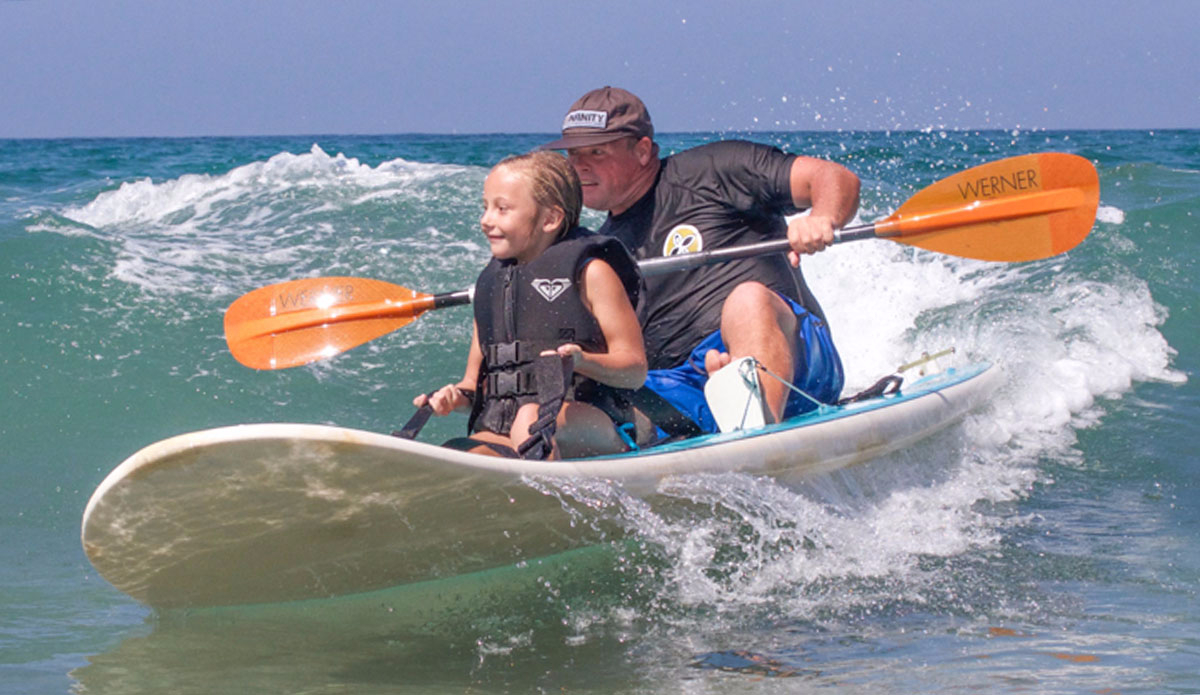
809;230;1182;420
1097;205;1126;224
48;146;488;399
603;212;1186;617
58;145;482;296
803;236;989;387
61;144;464;230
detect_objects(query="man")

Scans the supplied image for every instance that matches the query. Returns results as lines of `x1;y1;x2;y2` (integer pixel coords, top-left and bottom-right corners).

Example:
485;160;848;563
543;86;860;435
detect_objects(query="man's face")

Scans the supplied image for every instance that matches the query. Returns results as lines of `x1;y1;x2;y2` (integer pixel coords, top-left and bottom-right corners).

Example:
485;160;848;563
566;137;644;213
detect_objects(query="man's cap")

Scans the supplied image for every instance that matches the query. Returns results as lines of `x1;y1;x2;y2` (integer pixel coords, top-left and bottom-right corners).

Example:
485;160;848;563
541;86;654;150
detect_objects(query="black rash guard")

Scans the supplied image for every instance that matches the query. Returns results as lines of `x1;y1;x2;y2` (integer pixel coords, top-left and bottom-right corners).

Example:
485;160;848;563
598;140;826;370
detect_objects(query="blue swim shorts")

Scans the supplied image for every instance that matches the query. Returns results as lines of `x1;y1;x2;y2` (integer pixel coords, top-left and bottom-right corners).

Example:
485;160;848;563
643;294;844;434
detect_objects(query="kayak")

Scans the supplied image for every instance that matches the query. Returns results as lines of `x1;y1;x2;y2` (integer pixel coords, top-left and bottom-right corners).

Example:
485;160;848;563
81;361;999;609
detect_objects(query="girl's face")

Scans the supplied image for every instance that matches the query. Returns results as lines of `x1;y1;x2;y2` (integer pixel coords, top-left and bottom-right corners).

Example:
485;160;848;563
480;165;562;263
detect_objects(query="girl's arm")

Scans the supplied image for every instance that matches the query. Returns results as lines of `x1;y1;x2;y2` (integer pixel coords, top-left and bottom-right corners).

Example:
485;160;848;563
555;259;647;390
414;321;482;415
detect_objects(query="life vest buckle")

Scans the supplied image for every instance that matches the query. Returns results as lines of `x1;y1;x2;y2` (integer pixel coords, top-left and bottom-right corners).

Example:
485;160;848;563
487;341;536;367
485;370;538;397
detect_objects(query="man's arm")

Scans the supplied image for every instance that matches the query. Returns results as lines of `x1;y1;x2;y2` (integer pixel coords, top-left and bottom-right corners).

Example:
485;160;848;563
785;156;861;265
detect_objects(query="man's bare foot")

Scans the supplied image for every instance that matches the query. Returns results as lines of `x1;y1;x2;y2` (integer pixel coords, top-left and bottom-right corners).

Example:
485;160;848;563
704;348;732;374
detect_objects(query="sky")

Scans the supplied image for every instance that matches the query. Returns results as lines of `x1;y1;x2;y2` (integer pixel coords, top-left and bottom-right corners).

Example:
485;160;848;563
1;0;1196;138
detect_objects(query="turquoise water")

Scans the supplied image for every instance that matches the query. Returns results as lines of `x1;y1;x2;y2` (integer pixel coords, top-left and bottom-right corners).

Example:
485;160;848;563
2;130;1197;693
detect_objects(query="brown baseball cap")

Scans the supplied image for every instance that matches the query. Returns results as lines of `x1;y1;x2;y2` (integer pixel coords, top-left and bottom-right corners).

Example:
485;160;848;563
541;86;654;150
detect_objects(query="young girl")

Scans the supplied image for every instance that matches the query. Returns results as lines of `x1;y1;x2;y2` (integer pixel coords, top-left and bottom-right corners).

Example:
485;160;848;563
414;151;648;459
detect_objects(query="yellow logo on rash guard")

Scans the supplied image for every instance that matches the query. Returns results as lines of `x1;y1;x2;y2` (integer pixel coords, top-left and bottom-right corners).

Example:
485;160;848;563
662;224;703;256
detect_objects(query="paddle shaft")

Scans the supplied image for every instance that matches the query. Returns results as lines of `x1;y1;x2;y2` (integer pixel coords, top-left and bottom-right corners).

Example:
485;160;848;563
224;153;1099;369
239;222;900;334
373;184;1073;303
637;223;876;277
639;182;1087;277
431;288;472;310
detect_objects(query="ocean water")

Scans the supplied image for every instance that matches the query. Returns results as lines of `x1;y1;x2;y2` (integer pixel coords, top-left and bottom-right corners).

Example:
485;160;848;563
1;129;1196;693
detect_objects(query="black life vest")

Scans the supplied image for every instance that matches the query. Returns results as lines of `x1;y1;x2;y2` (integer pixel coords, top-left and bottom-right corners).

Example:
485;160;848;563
469;227;642;436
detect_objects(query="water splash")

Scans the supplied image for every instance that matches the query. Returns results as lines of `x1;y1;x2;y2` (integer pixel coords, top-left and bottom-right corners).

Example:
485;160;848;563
59;144;485;297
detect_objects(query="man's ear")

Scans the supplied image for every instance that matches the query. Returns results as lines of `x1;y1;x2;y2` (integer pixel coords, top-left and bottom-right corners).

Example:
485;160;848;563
634;136;655;166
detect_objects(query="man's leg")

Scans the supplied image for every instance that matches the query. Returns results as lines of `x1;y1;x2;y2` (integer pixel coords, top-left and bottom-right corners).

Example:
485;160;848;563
704;282;797;423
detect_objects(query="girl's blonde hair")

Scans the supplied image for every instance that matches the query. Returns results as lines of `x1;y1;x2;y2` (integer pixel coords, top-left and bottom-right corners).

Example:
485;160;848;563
494;151;581;237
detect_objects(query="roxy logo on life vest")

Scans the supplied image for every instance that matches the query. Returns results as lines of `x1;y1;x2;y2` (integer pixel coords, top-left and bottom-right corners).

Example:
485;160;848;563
532;278;571;302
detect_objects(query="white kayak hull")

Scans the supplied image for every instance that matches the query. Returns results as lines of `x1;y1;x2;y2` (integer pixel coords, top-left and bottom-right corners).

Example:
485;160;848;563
82;363;999;609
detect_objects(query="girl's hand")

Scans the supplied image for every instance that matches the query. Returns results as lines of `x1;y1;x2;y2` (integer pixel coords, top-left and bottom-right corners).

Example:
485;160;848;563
542;343;583;367
414;384;470;416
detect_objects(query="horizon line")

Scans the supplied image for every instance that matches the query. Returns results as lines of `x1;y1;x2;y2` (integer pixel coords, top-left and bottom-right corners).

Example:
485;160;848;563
3;126;1196;142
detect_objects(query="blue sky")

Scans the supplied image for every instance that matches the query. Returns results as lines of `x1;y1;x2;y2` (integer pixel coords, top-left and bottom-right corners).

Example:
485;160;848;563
1;0;1196;138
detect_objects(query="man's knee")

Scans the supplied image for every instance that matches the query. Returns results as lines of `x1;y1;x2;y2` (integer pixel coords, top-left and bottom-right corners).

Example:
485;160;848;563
723;281;774;312
721;282;796;334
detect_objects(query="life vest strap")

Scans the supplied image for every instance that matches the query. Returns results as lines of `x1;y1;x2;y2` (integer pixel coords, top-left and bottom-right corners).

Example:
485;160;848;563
837;374;903;405
516;354;574;460
392;392;434;440
627;387;704;439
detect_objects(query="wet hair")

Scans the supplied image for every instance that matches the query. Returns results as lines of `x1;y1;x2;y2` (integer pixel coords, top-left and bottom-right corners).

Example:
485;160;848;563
493;151;581;237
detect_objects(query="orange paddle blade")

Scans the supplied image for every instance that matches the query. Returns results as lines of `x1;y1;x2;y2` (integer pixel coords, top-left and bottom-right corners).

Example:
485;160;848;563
224;277;437;369
878;152;1099;262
